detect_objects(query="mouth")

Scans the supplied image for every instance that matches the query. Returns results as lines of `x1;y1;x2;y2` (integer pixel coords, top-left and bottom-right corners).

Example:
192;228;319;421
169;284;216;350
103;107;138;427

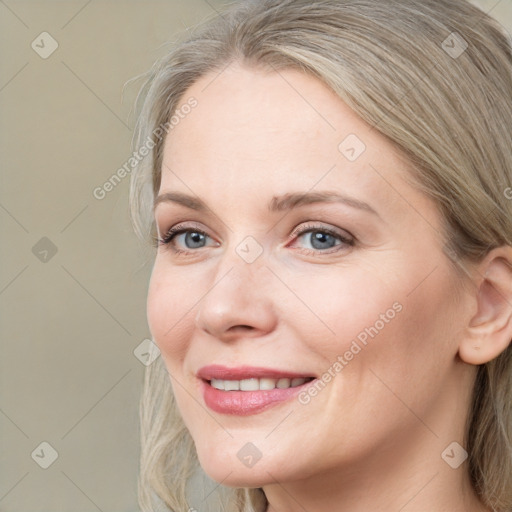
197;365;317;415
208;376;315;391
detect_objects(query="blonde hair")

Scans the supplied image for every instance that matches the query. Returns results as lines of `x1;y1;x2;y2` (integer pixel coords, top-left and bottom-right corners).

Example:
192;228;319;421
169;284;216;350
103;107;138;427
129;1;512;510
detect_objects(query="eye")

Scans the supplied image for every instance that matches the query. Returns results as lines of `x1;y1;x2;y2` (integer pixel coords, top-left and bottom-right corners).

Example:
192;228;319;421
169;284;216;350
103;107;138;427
155;221;355;257
288;223;354;255
156;223;218;253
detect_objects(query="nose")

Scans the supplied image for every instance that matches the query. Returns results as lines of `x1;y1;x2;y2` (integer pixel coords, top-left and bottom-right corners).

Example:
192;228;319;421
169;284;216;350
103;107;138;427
194;254;278;342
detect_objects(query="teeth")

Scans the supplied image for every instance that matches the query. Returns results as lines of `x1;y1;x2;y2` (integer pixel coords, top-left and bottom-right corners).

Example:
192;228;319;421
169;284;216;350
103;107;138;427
259;378;277;390
224;380;239;391
276;378;290;389
211;378;225;390
240;378;259;391
210;377;310;391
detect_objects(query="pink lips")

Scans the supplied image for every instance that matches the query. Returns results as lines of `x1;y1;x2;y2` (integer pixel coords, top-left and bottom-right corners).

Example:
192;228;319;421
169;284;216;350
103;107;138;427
197;365;315;416
197;364;312;381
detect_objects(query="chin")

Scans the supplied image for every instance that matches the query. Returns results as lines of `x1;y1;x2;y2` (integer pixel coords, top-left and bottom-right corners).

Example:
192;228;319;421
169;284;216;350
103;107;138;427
208;470;270;489
195;444;289;488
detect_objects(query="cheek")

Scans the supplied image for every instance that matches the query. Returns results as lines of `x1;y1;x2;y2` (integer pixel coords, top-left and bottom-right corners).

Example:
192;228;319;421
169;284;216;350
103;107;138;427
293;257;459;390
335;260;463;415
146;263;193;366
286;261;402;357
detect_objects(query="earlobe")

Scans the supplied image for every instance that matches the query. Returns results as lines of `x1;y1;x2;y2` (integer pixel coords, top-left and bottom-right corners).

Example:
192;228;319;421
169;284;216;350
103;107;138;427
459;248;512;366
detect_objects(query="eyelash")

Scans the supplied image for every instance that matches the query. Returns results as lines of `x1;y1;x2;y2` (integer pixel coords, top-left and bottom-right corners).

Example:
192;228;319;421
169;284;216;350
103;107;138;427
155;222;355;257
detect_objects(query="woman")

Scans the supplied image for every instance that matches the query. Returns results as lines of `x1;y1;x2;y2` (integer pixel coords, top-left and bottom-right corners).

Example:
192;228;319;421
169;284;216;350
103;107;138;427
129;1;512;511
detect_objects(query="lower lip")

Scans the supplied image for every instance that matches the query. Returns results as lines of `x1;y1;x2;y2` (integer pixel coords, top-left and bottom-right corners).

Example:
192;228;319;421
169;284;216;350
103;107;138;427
202;379;313;415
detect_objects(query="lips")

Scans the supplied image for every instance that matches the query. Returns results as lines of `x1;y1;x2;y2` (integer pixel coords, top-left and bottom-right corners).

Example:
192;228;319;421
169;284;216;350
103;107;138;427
197;364;315;381
197;365;316;415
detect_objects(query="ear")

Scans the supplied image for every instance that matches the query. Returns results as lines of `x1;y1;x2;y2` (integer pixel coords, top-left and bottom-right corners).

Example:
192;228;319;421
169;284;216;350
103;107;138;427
459;246;512;365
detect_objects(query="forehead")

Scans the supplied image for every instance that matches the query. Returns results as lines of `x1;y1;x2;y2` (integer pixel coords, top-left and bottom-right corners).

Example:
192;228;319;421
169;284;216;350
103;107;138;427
164;62;369;162
159;62;417;217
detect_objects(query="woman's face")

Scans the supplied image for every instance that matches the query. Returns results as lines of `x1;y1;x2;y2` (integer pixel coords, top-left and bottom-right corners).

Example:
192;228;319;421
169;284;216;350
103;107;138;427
147;62;475;487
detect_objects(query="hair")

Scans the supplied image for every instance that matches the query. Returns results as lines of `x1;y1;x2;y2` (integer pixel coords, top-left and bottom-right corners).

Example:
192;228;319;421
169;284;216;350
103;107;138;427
129;1;512;511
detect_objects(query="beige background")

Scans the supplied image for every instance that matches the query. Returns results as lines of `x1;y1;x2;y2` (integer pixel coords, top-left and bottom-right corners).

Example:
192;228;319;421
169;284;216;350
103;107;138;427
1;1;511;511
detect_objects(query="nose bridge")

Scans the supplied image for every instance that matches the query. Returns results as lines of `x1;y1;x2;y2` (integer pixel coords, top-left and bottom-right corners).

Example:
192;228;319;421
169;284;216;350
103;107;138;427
211;237;270;308
194;239;277;338
211;230;269;291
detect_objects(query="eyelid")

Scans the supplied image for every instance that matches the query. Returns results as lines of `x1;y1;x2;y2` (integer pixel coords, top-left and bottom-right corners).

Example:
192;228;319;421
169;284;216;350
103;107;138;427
156;220;355;255
286;222;355;254
155;221;216;249
159;221;207;237
288;221;353;241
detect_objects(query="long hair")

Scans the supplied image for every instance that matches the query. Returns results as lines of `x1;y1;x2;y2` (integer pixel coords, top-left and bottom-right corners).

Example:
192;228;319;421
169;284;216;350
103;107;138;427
129;1;512;510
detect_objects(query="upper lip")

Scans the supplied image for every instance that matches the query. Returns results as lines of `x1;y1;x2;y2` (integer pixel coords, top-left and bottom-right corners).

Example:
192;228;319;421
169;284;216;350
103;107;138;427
197;364;315;381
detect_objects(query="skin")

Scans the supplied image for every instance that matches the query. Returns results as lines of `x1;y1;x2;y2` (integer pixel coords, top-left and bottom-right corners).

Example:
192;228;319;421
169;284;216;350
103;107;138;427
147;61;512;512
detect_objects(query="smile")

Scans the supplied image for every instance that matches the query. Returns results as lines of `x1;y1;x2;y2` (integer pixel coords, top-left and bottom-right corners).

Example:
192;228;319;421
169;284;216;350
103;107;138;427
210;377;313;391
197;365;317;415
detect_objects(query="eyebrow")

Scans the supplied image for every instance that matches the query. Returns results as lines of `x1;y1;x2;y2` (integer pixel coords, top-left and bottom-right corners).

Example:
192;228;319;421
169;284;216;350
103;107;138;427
153;190;380;217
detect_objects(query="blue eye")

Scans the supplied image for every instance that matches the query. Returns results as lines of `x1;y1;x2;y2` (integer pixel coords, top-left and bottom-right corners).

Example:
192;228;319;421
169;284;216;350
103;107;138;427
157;225;214;251
156;222;354;256
290;224;354;254
173;230;208;249
299;230;339;250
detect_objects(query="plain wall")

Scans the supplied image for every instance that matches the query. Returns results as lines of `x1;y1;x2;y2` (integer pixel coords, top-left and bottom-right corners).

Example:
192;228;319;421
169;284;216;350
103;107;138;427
1;1;511;511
